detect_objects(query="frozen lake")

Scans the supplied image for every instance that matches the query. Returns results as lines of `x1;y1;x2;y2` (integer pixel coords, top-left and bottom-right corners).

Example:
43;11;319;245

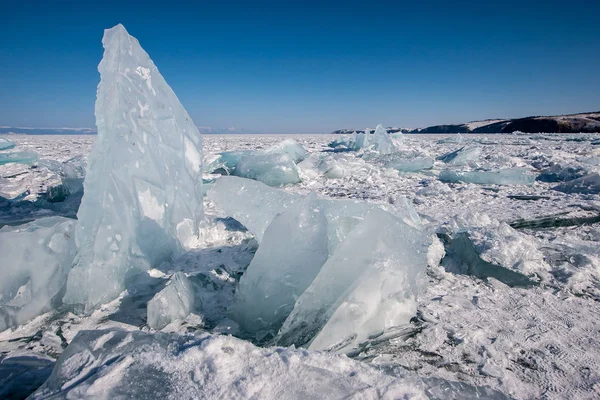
1;132;600;399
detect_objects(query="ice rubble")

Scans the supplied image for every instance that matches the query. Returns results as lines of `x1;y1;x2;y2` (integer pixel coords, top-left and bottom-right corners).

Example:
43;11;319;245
0;217;76;331
209;176;429;351
0;138;15;150
233;193;329;336
31;329;509;399
64;24;203;310
0;151;39;166
147;272;196;330
439;167;536;185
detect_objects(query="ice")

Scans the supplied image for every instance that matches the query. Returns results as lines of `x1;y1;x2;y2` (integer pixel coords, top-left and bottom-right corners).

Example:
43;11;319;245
208;176;299;243
147;272;196;330
552;173;600;194
439;167;535;185
232;193;329;337
204;150;253;174
370;124;395;154
63;24;203;309
352;129;370;150
276;208;429;352
31;329;505;399
0;138;15;151
205;140;307;182
264;138;308;163
0;151;39;166
437;146;481;166
234;152;301;186
0;217;76;332
387;156;434;172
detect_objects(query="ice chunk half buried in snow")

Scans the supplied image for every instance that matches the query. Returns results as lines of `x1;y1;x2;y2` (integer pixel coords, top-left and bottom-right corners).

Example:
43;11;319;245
64;24;203;309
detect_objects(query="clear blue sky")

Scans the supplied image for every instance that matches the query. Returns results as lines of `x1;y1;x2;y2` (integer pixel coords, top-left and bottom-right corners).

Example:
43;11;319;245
1;0;599;133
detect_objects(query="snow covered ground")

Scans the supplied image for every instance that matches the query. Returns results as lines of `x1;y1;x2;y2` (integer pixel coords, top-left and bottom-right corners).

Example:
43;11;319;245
1;133;600;399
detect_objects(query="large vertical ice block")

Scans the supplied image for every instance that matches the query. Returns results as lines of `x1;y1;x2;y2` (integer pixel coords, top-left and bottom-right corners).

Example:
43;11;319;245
276;208;429;352
0;217;77;332
232;193;329;337
64;24;203;309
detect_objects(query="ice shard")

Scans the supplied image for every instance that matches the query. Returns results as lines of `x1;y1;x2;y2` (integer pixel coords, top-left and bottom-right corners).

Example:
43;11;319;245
552;173;600;194
264;139;308;163
387;157;434;173
63;24;203;309
147;272;196;330
208;176;299;243
437;146;481;166
0;151;39;166
439;168;535;185
234;152;301;186
232;193;329;337
371;124;395;154
0;217;77;332
0;138;16;151
276;208;429;352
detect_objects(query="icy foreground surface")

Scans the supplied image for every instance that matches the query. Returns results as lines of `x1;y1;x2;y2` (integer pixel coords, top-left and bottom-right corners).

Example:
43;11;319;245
0;217;76;331
64;24;203;309
31;329;509;400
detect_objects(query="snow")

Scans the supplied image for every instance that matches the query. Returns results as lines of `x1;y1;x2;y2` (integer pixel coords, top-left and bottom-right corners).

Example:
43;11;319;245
30;329;509;399
63;24;203;310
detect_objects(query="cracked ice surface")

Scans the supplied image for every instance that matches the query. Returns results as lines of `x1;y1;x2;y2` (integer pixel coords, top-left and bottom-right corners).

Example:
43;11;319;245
64;24;203;309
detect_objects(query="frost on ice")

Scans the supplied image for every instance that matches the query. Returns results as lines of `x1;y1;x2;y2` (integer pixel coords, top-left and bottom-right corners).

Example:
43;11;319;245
0;217;76;331
64;24;203;309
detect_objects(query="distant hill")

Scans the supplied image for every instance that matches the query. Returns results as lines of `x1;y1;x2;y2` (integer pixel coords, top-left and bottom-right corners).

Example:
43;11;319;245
0;126;96;135
333;112;600;134
0;126;255;135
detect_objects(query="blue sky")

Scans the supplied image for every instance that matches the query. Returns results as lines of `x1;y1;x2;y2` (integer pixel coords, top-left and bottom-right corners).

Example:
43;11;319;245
1;0;599;133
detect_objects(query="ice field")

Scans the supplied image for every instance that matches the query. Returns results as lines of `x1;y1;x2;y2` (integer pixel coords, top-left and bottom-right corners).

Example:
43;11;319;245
1;24;600;399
